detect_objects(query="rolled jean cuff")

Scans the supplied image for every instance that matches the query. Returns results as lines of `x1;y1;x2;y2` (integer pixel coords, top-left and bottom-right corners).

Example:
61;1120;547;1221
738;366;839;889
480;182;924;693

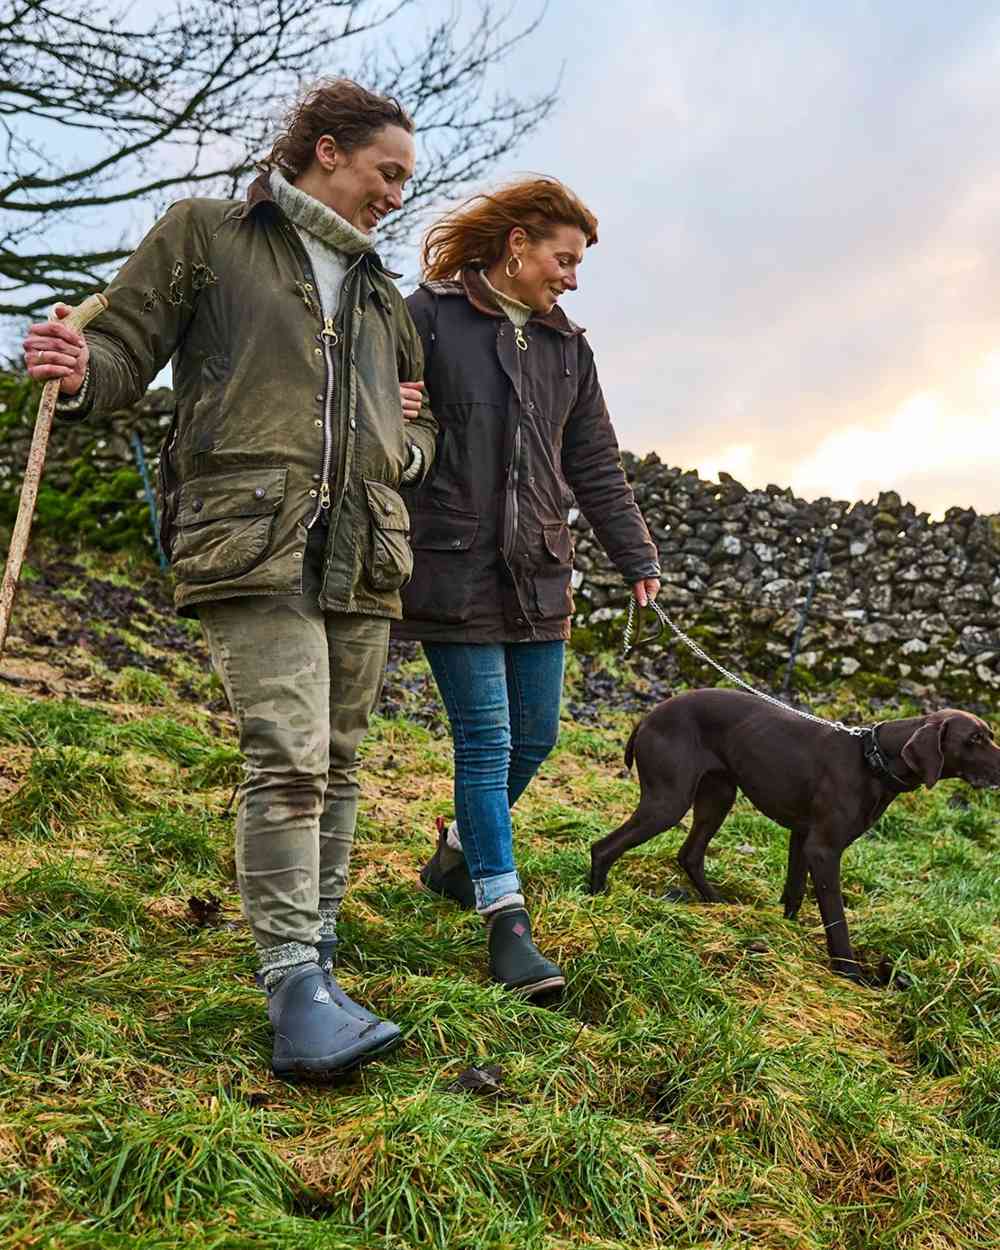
474;870;522;913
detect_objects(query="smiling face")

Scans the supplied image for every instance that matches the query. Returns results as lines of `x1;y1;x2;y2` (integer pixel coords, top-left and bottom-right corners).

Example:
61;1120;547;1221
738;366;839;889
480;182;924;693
495;223;588;313
297;124;415;233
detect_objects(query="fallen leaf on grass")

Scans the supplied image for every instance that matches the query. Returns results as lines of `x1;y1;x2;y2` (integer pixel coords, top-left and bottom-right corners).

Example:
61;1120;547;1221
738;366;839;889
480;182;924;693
187;893;223;926
449;1064;505;1098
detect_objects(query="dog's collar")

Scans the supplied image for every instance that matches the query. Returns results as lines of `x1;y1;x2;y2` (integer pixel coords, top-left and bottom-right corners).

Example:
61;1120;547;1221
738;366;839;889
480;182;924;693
861;724;916;790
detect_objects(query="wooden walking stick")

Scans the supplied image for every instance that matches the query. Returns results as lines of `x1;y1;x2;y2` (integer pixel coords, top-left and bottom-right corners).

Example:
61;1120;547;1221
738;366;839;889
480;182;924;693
0;293;108;661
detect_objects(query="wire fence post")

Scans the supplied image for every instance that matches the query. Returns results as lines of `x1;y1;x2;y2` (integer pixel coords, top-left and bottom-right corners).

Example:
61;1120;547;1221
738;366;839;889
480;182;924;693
781;534;827;700
130;429;168;571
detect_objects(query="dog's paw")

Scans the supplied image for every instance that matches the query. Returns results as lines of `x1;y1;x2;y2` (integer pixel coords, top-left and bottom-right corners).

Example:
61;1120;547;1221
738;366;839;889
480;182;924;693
877;957;913;991
586;871;608;895
832;969;870;988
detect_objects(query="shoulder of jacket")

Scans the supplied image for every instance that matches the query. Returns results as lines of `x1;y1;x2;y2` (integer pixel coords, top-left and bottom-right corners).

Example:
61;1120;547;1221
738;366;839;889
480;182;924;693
151;198;245;249
161;197;241;224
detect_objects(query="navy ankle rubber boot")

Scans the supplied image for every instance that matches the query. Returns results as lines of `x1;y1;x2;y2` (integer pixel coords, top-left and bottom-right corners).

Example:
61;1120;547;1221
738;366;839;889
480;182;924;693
267;962;400;1078
420;816;476;909
486;907;565;1000
316;936;337;970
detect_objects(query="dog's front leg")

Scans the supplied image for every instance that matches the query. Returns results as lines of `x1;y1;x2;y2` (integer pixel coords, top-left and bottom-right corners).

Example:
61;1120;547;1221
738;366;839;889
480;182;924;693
802;834;864;983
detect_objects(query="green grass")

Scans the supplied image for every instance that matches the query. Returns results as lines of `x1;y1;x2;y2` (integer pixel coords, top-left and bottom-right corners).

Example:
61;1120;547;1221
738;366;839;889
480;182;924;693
3;628;1000;1247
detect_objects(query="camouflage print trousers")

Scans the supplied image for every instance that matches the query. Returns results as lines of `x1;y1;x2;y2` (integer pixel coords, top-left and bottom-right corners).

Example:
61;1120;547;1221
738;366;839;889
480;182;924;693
198;525;389;953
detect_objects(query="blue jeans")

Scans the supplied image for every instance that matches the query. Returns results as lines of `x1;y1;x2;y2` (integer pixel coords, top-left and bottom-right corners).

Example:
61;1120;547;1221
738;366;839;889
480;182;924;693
423;641;565;911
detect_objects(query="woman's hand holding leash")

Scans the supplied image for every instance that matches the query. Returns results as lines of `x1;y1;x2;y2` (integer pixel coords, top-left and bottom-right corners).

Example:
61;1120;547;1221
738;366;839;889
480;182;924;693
632;577;660;606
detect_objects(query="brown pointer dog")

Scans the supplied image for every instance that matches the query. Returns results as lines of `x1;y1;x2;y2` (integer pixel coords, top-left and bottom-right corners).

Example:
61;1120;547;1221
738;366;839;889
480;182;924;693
588;690;1000;984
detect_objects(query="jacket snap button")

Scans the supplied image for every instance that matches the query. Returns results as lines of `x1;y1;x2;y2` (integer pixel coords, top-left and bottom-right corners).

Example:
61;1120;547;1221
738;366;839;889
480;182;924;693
313;347;322;356
309;489;317;498
314;419;322;427
192;499;203;512
451;538;462;549
304;282;314;291
315;393;323;402
254;487;265;498
383;503;392;514
349;418;357;430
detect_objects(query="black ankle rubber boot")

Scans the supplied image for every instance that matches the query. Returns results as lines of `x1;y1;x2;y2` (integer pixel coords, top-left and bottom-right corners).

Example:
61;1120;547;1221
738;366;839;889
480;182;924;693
267;963;400;1079
419;816;476;910
486;907;565;1000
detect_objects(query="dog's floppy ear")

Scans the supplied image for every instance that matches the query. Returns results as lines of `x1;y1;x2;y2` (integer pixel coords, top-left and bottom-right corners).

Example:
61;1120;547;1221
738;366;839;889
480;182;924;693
901;720;946;788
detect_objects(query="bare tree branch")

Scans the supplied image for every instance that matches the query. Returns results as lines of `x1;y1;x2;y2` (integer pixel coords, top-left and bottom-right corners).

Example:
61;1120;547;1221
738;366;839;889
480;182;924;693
0;0;556;320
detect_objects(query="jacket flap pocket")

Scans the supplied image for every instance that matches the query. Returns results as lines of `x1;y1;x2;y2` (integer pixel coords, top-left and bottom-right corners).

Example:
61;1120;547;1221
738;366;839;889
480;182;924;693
543;522;573;563
364;479;410;532
410;508;479;551
177;468;287;528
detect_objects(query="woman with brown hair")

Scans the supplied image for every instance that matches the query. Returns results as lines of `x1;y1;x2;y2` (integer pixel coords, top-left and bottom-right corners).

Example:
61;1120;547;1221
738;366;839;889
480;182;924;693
24;79;437;1077
396;178;660;998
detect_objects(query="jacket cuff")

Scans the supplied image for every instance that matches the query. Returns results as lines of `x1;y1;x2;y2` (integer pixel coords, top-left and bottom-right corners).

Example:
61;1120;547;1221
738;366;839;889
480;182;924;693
620;559;661;584
54;364;94;422
399;442;424;485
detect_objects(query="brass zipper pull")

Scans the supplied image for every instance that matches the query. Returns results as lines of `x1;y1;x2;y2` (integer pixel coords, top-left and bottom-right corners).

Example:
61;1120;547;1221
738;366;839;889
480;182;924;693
514;327;528;351
319;481;331;510
321;317;339;345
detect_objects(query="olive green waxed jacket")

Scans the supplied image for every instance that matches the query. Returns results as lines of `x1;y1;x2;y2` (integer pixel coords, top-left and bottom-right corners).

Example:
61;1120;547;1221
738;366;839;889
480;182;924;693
63;175;437;617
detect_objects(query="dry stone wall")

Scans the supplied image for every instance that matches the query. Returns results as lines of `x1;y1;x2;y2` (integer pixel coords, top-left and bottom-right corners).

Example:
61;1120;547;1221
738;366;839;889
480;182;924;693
577;452;1000;705
0;383;174;498
1;382;998;704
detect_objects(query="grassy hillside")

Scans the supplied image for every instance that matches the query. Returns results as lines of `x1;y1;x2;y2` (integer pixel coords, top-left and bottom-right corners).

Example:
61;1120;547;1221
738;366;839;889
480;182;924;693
2;546;1000;1249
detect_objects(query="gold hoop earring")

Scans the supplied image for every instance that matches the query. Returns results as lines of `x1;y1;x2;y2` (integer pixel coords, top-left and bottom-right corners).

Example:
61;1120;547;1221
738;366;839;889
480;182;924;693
505;255;523;278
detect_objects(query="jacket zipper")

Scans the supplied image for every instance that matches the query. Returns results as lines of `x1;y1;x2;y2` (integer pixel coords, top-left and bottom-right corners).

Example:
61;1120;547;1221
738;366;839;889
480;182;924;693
305;254;367;529
506;423;522;559
503;324;525;561
307;314;339;528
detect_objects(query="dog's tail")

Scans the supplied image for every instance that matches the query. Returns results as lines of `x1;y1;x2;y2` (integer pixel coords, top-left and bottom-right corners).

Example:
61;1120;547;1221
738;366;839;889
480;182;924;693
623;722;640;771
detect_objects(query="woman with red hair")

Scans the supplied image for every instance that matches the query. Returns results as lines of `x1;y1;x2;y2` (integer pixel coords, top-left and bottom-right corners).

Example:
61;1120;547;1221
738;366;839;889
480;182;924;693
396;178;660;997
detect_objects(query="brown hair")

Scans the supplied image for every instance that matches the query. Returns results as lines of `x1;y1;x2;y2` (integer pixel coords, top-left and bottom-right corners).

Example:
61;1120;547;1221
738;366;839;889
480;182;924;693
421;177;599;281
262;78;413;178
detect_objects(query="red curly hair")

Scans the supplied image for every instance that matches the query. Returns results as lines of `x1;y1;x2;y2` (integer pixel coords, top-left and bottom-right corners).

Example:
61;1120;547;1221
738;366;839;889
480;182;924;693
422;177;598;281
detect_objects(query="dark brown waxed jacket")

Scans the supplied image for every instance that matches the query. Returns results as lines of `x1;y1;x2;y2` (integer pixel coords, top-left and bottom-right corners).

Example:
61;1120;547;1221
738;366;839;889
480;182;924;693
393;268;659;643
60;175;437;618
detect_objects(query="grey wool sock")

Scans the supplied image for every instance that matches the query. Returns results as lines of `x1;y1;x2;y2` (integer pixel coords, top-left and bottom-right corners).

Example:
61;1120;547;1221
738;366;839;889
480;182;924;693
258;940;318;992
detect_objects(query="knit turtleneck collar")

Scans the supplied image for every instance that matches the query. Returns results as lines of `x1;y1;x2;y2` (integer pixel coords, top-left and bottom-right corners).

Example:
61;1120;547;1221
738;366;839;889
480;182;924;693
480;271;533;328
270;168;373;257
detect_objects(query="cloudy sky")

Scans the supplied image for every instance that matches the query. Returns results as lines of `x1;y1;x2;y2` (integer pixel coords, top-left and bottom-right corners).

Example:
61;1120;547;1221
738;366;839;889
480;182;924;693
417;0;1000;517
19;1;1000;516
